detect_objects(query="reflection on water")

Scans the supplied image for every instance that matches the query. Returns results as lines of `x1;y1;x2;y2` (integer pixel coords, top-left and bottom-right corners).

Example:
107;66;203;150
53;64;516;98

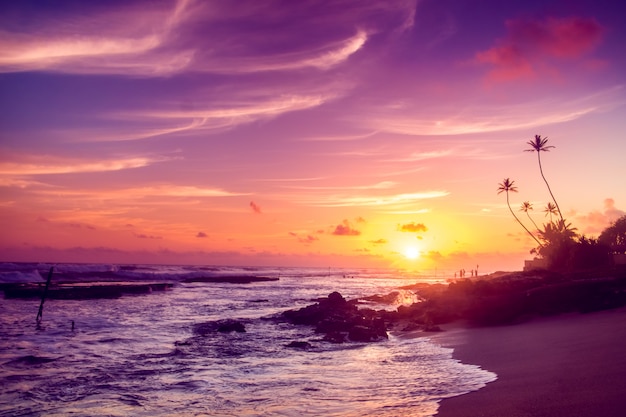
0;272;495;416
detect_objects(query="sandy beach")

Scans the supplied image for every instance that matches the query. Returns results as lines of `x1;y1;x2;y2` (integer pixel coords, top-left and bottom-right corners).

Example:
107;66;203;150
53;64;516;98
432;307;626;417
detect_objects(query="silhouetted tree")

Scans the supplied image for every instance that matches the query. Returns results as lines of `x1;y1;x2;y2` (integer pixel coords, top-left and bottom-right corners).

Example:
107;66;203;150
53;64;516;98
599;215;626;254
520;201;540;232
537;219;578;270
525;135;564;222
569;235;612;270
544;202;558;223
498;178;542;247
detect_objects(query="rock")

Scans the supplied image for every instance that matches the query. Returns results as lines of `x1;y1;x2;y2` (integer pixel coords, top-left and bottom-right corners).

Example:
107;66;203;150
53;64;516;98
348;318;388;342
194;319;246;335
323;331;347;343
286;341;312;349
217;320;246;333
280;292;388;343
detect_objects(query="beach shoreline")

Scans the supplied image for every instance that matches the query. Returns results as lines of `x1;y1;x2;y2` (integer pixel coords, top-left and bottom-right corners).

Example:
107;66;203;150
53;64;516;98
430;307;626;417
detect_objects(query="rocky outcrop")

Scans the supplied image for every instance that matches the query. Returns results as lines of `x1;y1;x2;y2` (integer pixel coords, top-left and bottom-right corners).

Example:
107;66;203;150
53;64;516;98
280;291;388;343
194;319;247;335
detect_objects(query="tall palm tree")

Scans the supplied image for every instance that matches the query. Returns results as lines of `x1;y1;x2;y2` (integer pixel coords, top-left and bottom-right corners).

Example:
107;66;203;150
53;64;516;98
498;178;543;247
520;201;540;232
525;135;564;222
544;202;558;223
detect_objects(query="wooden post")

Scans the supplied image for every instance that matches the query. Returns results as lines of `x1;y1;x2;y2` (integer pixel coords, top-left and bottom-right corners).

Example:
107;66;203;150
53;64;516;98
36;267;54;325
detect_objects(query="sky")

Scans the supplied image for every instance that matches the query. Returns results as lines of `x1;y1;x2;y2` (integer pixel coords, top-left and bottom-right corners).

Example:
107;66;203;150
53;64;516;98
1;0;625;272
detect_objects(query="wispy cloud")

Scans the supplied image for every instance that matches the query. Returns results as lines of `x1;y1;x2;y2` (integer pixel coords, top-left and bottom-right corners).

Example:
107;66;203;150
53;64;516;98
299;191;449;208
0;0;194;76
356;86;623;135
0;156;166;176
33;184;247;199
0;0;414;76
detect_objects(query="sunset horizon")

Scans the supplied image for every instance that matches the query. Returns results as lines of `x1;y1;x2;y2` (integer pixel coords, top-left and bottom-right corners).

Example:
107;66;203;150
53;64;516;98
2;0;625;273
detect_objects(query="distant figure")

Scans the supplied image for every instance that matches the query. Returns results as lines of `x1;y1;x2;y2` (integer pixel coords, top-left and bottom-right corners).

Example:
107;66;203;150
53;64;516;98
454;272;457;278
71;320;75;331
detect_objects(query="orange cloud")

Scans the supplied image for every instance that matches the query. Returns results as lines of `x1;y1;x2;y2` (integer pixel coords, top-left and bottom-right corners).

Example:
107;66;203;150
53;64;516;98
369;239;388;245
574;198;625;235
332;219;361;236
398;222;427;233
288;231;319;244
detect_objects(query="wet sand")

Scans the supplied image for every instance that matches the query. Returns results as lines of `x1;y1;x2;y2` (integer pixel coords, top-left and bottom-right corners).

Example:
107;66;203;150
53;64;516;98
432;307;626;417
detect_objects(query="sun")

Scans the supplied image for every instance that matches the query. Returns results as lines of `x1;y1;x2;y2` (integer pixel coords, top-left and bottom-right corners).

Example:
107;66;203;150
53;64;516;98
403;246;420;260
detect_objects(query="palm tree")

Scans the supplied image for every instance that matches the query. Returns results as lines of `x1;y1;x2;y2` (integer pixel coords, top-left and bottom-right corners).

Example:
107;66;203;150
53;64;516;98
520;201;540;232
544;202;558;223
498;178;543;247
525;135;564;222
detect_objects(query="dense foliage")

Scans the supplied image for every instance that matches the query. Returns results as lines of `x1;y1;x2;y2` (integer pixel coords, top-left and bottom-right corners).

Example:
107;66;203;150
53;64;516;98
599;215;626;254
501;136;620;272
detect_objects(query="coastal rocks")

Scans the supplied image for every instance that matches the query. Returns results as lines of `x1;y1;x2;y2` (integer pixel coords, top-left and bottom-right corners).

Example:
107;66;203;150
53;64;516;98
280;291;388;343
194;319;247;335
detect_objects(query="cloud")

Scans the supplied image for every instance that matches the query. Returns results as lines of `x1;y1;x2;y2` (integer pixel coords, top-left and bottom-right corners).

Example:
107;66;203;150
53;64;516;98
370;239;388;245
34;185;247;199
300;190;449;207
0;156;168;176
398;222;427;233
250;201;262;214
474;16;604;83
134;233;163;240
0;0;415;76
574;198;626;235
196;232;208;238
332;219;361;236
288;231;319;244
357;86;623;136
0;0;193;76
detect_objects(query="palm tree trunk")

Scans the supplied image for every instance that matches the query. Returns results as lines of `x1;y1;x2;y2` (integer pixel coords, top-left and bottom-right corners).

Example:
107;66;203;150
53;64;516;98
526;212;541;233
537;153;564;222
507;192;543;247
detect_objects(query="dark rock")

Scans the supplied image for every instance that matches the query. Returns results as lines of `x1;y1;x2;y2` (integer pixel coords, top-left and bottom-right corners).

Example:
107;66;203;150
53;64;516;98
280;292;389;343
286;341;312;349
194;319;247;336
217;320;246;333
323;331;347;343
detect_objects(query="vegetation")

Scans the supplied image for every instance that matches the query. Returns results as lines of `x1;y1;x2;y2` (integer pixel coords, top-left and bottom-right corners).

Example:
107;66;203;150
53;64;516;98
497;178;542;247
520;201;540;232
500;135;619;272
599;215;626;254
525;135;564;222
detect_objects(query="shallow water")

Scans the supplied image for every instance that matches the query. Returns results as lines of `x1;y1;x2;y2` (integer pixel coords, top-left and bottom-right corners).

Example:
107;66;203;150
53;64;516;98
0;264;495;416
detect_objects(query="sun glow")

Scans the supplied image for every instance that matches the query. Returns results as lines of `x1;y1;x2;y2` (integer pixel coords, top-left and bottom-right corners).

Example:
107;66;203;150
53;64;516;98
403;246;420;260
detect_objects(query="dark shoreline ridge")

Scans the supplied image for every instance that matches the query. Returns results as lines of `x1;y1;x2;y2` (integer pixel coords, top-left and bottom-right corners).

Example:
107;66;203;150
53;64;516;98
1;281;175;300
277;266;626;344
390;266;626;328
0;275;279;300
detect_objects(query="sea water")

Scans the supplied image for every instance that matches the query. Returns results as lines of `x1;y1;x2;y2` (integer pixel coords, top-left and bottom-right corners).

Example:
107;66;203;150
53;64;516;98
0;263;495;416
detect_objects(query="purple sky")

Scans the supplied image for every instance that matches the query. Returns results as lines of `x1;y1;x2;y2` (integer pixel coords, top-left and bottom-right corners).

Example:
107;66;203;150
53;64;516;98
1;0;625;271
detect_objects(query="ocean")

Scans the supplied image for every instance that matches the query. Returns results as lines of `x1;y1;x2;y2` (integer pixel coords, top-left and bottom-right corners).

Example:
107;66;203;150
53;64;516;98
0;263;495;416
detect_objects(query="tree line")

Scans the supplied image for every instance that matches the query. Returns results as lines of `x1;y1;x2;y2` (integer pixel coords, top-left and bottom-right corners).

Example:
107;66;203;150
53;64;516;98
498;135;625;271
